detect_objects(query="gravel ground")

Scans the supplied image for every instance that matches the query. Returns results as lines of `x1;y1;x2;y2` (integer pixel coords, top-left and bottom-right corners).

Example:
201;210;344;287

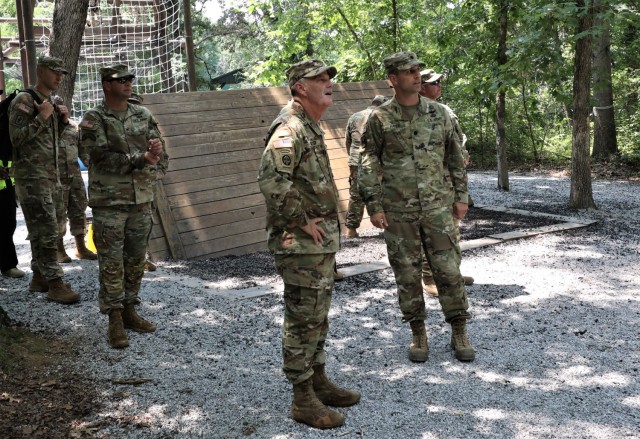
2;171;639;438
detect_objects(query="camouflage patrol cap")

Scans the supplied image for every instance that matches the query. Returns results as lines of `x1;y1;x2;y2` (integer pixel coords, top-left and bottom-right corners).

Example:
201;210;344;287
100;64;135;81
371;95;388;106
37;56;69;74
421;68;443;84
285;59;337;87
383;51;425;73
128;92;144;104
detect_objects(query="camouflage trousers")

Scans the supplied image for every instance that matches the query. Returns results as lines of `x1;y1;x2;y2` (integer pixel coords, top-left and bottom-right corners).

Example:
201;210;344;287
15;178;64;280
57;169;88;238
422;217;461;281
274;252;335;385
384;207;470;323
92;204;152;314
345;166;365;229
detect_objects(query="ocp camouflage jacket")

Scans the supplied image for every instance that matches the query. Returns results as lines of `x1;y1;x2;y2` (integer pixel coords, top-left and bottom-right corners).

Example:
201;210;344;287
80;101;168;207
258;100;340;255
360;96;468;215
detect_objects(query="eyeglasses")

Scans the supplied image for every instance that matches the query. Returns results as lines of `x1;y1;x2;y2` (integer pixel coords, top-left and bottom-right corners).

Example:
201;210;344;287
428;80;441;86
110;77;134;84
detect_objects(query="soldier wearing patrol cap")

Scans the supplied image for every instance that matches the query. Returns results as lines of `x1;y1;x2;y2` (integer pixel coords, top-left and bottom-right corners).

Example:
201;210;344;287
258;59;360;429
80;64;168;349
359;52;475;363
343;94;388;238
419;68;474;297
8;55;80;304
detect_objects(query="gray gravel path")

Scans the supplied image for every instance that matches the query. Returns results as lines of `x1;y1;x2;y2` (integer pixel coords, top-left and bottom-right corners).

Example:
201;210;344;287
2;171;639;438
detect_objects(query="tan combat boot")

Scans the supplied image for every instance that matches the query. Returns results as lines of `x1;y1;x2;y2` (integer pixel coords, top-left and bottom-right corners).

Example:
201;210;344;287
422;276;438;297
291;378;344;429
334;270;345;281
108;309;129;348
462;275;474;286
75;235;97;260
344;228;359;238
408;320;429;362
29;269;49;292
312;364;360;407
56;238;72;263
450;317;475;362
143;259;157;271
46;278;80;304
122;304;156;333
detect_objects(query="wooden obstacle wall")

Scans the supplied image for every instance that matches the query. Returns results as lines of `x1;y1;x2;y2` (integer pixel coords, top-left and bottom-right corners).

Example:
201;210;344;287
143;80;393;261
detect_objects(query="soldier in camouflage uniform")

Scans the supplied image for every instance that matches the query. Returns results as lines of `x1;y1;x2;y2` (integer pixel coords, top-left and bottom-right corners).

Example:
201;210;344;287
258;59;360;429
8;56;80;304
419;68;474;297
80;64;168;349
343;95;388;238
55;121;97;263
359;52;475;362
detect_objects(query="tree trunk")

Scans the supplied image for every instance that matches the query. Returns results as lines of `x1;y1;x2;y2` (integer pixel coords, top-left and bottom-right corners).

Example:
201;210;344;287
591;0;617;161
569;0;597;210
495;0;509;191
48;0;90;107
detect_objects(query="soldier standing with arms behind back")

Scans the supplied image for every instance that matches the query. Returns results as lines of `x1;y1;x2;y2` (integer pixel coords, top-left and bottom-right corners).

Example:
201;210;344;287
359;52;475;363
56;119;97;263
80;65;168;349
8;56;80;304
419;68;474;296
258;59;360;429
343;95;387;238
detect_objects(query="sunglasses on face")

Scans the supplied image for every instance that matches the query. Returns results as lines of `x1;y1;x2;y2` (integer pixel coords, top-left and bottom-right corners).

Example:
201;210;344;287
110;77;134;84
428;80;441;86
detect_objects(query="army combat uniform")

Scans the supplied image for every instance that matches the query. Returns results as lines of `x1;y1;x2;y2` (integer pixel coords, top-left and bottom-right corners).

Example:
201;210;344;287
80;100;168;314
259;99;340;384
56;123;95;261
361;94;470;325
9;88;66;282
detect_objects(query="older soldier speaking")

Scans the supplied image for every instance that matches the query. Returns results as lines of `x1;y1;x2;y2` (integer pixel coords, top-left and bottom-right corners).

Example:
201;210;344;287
258;60;360;429
80;65;168;349
359;52;475;363
8;56;80;304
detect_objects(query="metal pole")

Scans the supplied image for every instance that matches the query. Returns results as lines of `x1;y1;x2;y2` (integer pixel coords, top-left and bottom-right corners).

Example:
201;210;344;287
183;0;197;91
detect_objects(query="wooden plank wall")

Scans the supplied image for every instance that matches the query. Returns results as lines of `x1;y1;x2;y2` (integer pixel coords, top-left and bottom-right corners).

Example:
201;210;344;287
143;80;394;261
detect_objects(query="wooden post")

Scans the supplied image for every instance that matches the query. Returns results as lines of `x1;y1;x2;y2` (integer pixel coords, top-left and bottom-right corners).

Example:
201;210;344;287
21;0;37;85
15;0;29;85
0;28;5;99
183;0;197;91
153;180;185;260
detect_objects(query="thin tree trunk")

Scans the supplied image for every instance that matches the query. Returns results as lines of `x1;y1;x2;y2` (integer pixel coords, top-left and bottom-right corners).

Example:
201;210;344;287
520;84;539;163
48;0;91;108
569;0;597;209
495;0;509;191
391;0;398;52
333;4;378;78
591;0;617;161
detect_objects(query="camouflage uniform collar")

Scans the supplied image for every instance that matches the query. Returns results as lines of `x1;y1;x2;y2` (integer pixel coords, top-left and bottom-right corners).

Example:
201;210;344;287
290;99;323;134
99;99;144;118
385;95;433;119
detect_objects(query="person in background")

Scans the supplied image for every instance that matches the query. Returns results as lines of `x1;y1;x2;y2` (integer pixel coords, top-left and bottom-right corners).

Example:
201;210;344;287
419;68;474;296
359;52;475;363
8;56;80;304
343;95;388;238
80;64;168;349
55;115;97;263
127;92;157;272
258;59;360;429
0;93;24;278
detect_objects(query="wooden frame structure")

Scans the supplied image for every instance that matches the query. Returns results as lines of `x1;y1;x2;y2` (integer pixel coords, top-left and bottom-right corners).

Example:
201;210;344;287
143;80;394;261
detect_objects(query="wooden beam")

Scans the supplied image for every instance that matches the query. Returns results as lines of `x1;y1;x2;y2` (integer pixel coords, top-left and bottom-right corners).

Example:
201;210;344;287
153;180;186;260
